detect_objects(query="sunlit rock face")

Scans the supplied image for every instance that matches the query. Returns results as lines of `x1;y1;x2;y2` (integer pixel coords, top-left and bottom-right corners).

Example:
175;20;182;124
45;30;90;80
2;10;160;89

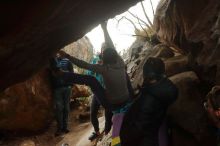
63;36;93;64
0;0;140;91
62;36;93;73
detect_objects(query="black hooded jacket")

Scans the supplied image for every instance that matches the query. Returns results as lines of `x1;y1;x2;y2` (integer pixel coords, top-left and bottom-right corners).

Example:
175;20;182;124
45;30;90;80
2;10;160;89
120;77;178;146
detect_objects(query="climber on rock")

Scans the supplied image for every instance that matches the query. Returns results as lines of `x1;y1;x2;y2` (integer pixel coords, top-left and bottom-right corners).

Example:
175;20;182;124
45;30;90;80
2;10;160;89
55;48;134;146
59;48;133;111
52;48;134;146
57;19;133;112
52;21;134;144
120;57;178;146
87;54;113;140
49;51;74;136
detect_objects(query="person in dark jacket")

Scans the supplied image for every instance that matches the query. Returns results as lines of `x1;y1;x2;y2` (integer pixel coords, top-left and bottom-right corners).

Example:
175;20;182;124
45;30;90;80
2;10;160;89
50;51;73;136
59;48;133;111
120;57;178;146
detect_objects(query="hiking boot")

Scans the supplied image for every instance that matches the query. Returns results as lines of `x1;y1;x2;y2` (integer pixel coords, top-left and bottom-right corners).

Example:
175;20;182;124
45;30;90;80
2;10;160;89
55;129;63;137
88;132;100;141
62;129;70;134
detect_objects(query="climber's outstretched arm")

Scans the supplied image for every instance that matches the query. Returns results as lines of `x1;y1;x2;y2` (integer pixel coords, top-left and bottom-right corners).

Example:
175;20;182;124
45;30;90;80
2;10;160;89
59;51;104;74
101;21;115;49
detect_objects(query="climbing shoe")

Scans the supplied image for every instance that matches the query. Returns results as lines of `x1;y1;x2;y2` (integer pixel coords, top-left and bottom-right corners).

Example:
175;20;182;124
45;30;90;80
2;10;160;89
88;132;99;141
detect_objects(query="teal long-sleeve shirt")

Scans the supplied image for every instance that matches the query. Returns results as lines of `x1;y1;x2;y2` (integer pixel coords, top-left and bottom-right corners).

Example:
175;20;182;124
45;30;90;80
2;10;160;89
86;56;105;87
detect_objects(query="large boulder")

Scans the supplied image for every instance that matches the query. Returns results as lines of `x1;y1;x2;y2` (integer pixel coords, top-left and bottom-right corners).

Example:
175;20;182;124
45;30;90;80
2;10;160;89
0;37;92;133
165;55;189;77
127;42;176;88
62;36;93;74
0;71;91;133
0;0;140;91
154;1;220;145
153;44;175;59
169;71;217;146
62;36;93;63
154;0;220;85
0;69;53;133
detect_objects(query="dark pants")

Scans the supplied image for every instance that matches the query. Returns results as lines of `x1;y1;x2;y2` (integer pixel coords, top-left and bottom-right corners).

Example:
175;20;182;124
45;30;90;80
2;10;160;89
53;86;72;131
91;95;113;132
63;72;112;109
63;72;133;110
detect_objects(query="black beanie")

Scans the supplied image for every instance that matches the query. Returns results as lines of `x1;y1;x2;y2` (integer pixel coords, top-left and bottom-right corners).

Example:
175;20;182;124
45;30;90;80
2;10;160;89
103;48;118;64
143;57;165;79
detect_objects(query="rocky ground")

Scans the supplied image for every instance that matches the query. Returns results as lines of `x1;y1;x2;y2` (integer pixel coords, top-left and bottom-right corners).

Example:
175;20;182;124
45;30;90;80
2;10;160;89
0;98;99;146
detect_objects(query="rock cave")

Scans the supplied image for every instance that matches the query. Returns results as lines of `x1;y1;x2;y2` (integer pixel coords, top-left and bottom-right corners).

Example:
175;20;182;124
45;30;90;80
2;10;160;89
0;0;220;145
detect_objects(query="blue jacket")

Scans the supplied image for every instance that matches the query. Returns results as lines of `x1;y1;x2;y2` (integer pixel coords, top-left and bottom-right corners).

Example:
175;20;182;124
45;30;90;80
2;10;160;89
50;57;73;89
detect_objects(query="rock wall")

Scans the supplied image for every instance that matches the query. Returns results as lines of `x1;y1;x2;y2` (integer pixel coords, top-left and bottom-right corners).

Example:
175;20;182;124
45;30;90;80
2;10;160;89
125;0;220;145
0;69;53;133
63;36;93;64
154;0;220;85
62;36;93;73
0;0;140;91
0;37;92;133
126;39;217;146
152;1;220;144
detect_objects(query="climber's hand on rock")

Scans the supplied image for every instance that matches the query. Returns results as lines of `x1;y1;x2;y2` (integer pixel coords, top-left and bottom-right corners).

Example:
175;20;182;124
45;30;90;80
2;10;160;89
101;21;107;29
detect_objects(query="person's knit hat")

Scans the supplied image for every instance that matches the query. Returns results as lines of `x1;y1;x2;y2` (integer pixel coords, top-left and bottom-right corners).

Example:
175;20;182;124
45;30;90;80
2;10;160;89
143;57;165;79
102;48;117;64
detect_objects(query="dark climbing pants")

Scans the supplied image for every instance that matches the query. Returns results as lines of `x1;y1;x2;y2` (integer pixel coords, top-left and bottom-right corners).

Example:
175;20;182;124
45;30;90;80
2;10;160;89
53;86;72;131
90;95;113;132
63;72;112;109
63;72;133;110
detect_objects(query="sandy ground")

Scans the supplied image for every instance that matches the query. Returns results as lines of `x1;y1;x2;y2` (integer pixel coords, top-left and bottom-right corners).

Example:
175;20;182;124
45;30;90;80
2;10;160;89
0;107;108;146
57;118;105;146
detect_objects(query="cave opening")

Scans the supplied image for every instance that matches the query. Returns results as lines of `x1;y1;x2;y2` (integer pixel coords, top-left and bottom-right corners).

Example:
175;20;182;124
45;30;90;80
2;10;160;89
1;0;220;146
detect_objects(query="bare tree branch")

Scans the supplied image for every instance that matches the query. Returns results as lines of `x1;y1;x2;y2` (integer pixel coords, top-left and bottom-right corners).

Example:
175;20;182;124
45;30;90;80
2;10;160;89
101;21;115;49
128;11;153;32
149;0;155;16
128;11;149;27
117;16;138;30
140;1;153;27
137;16;149;38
